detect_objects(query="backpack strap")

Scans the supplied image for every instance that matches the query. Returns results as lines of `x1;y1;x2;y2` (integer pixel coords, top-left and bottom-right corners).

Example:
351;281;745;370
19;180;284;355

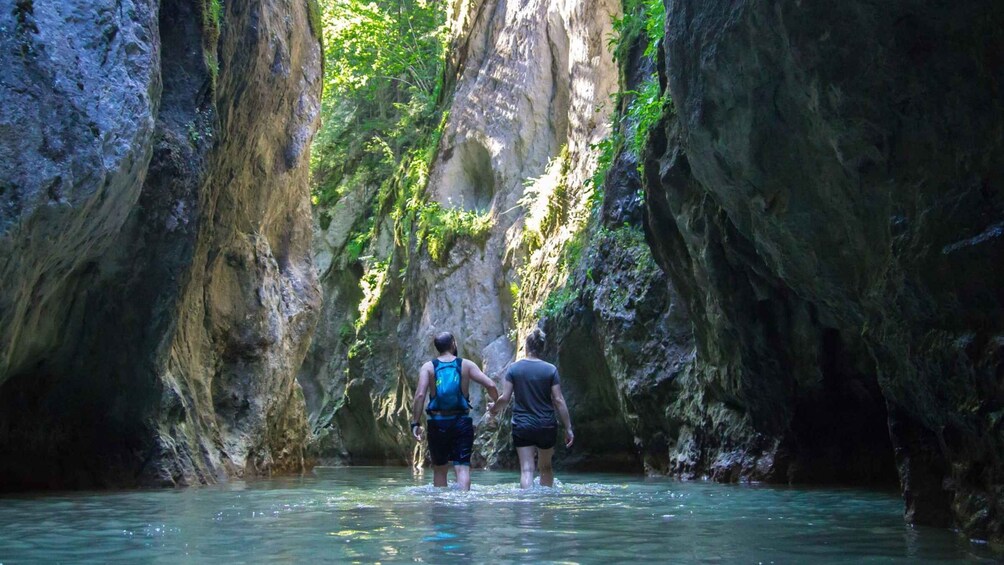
430;359;439;398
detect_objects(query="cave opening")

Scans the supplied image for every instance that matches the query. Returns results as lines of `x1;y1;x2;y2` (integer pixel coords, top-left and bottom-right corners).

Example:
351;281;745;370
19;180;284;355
0;360;156;490
786;328;899;486
439;140;495;212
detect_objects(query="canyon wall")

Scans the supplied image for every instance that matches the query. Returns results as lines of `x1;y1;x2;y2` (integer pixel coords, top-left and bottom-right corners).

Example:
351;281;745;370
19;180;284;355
303;0;1003;546
646;0;1003;543
300;0;625;467
0;0;322;488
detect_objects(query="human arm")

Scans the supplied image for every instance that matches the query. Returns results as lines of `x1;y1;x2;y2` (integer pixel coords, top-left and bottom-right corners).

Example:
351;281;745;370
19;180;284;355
465;360;499;403
551;383;574;447
410;363;432;440
489;378;513;416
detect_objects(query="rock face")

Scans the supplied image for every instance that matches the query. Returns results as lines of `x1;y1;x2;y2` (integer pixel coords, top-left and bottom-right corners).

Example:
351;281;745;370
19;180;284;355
301;0;623;466
0;0;321;488
646;0;1003;543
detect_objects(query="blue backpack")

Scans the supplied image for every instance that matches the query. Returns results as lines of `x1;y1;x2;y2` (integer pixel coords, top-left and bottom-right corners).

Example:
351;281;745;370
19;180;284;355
426;357;470;416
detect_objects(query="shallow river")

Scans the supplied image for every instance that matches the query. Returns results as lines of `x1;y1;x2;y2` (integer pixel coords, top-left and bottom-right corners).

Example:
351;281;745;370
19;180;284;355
0;467;996;563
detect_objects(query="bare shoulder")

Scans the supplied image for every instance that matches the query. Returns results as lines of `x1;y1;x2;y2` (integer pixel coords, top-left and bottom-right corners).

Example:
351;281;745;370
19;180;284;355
419;361;434;375
462;358;486;376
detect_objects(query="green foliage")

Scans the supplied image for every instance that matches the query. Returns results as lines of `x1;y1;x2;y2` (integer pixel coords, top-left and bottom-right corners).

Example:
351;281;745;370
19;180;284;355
640;0;665;59
344;215;374;263
418;203;493;264
599;0;674;181
586;131;622;210
199;0;223;89
538;224;659;318
610;0;665;64
601;225;662;309
539;285;579;319
201;0;222;41
337;321;355;344
347;336;373;360
626;74;671;159
519;146;572;254
322;0;445;98
318;210;333;231
602;224;658;274
311;0;448;208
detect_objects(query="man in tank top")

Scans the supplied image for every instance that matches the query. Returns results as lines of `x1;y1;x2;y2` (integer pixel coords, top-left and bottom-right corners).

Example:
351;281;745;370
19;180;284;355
489;328;574;488
410;331;499;490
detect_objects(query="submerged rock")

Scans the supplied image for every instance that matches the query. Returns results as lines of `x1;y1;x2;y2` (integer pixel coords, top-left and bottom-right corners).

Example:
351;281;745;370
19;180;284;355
0;0;321;488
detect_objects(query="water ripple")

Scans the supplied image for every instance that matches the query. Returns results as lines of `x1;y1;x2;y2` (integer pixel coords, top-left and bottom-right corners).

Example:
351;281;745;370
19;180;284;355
0;469;996;563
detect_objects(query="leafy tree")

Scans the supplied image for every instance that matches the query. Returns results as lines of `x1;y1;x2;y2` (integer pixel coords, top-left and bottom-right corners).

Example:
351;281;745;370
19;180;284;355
312;0;448;207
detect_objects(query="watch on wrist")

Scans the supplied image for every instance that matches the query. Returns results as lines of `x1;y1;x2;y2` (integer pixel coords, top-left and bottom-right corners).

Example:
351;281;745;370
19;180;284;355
410;422;420;429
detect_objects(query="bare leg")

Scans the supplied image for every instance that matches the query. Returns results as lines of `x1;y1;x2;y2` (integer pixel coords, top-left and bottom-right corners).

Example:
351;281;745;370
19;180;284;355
454;465;471;490
433;464;449;487
538;448;555;487
516;446;537;489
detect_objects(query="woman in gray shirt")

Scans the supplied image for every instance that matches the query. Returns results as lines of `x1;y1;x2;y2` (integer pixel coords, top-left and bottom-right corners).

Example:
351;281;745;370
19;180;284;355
489;328;574;488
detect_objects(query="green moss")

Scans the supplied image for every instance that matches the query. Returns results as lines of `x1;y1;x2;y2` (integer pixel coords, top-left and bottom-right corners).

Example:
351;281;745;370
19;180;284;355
199;0;222;51
347;337;372;360
199;0;223;90
519;146;572;255
356;259;390;329
306;0;323;42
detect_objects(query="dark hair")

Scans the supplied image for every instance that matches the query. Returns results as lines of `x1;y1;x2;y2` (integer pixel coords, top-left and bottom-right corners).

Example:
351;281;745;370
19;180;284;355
434;332;456;354
525;327;546;357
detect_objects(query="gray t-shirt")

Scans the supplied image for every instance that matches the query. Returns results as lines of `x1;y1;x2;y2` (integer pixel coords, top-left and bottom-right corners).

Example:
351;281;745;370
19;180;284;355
505;359;560;430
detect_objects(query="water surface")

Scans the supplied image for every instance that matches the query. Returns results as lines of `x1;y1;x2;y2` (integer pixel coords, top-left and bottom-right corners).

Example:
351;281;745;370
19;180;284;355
0;467;995;563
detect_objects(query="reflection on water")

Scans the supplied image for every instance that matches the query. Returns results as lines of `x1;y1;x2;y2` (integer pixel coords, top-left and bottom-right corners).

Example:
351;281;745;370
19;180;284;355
0;467;995;563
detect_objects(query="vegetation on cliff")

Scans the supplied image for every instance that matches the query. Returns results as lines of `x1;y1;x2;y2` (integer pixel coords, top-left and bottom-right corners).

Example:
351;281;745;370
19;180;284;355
521;0;669;329
312;0;446;208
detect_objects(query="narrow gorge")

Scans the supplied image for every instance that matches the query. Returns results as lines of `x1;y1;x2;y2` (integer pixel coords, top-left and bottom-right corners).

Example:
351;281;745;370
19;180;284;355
0;0;1001;553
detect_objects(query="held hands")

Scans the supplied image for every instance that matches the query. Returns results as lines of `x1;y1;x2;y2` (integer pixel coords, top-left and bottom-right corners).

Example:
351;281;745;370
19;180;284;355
564;427;575;448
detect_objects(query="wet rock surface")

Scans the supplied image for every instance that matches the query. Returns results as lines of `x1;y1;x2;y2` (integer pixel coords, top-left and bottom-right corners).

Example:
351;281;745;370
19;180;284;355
646;0;1003;544
0;0;321;488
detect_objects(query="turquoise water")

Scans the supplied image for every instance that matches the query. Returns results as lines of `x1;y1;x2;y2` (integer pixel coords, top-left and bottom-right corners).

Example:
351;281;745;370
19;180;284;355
0;467;995;563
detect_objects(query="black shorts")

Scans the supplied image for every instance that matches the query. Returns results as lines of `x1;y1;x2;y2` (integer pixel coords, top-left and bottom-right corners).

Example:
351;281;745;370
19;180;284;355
427;416;474;466
512;426;557;450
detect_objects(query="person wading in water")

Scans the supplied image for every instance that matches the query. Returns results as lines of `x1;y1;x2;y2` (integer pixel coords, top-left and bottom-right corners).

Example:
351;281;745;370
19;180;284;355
489;328;574;488
410;331;499;490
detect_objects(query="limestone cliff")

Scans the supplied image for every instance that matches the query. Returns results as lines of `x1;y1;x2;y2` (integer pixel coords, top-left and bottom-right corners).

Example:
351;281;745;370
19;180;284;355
300;0;622;466
0;0;322;488
644;0;1003;544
